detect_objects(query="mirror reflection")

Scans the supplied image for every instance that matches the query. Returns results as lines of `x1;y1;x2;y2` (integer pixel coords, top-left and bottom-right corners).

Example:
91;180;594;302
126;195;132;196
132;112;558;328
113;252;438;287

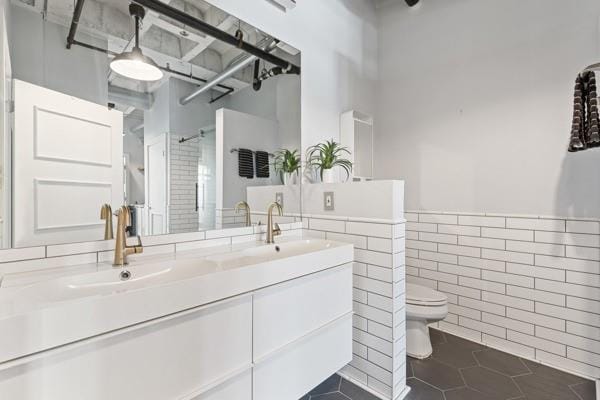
3;0;301;248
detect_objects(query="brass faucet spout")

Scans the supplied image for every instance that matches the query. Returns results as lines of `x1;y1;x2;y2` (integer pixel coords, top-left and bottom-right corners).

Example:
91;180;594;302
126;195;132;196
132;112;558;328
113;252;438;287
113;205;143;266
266;202;283;244
100;204;114;240
235;201;252;227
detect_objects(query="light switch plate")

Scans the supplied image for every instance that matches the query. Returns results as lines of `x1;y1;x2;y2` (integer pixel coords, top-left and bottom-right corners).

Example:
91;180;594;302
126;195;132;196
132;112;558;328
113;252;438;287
275;192;284;208
324;192;334;211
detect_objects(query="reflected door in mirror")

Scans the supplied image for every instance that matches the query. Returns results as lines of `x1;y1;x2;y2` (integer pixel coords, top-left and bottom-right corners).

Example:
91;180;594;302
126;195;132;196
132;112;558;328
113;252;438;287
13;80;123;247
145;134;168;236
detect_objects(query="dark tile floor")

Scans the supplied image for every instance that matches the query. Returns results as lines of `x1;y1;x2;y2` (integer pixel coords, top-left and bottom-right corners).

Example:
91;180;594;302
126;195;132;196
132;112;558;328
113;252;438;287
301;328;597;400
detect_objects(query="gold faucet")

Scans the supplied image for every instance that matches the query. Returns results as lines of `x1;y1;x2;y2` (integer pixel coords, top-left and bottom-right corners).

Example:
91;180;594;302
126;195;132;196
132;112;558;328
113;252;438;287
235;201;252;227
100;204;114;240
266;202;283;244
113;205;143;266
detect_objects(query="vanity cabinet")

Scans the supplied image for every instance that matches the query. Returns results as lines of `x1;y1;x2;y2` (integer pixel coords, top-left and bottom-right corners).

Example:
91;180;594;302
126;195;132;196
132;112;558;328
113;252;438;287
0;263;352;400
0;295;254;400
253;265;353;400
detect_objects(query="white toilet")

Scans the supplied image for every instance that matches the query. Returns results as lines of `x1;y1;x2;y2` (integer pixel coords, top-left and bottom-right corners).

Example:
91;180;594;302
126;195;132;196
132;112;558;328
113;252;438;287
406;283;448;359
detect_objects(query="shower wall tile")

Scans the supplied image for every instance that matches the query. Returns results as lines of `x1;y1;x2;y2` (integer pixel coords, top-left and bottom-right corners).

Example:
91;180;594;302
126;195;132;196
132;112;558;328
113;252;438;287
405;210;600;380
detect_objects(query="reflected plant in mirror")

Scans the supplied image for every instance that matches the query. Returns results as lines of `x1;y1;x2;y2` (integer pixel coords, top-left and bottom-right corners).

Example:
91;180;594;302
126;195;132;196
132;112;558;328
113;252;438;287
271;149;301;185
3;0;301;248
306;140;353;183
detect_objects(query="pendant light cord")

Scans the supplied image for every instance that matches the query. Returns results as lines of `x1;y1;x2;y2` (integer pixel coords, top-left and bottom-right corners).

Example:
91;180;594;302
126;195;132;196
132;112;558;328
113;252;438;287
134;16;140;48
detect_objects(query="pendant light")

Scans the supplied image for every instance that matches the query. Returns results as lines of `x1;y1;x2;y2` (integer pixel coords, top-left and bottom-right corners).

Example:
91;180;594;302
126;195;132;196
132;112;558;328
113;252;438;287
110;3;163;81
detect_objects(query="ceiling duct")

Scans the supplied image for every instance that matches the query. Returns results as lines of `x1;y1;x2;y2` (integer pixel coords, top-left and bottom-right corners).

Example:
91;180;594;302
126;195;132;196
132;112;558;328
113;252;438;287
180;40;279;105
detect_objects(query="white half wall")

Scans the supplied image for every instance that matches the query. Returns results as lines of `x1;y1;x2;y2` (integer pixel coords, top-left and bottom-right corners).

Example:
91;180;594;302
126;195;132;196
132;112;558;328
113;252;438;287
375;0;600;218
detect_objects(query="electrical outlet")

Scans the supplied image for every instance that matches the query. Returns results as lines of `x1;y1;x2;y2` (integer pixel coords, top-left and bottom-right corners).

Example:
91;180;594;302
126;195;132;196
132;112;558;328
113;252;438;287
324;192;334;211
275;192;284;208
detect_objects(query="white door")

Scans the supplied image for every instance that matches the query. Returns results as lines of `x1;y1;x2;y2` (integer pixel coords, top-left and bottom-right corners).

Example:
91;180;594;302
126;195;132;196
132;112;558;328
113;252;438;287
13;80;123;247
145;133;168;235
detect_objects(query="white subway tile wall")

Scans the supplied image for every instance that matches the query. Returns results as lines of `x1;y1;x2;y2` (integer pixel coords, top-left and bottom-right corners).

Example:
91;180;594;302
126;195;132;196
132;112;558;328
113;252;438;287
405;211;600;379
0;223;303;283
304;216;406;400
169;135;200;234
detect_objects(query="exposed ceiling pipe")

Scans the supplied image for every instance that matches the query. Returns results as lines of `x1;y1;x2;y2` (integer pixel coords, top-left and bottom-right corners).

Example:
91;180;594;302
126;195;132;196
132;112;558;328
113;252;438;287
66;0;86;49
180;55;256;105
108;85;154;110
131;123;144;132
180;40;279;105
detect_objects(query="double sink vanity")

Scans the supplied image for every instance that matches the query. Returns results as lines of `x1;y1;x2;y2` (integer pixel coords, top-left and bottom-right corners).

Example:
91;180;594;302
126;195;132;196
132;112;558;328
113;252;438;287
0;236;354;400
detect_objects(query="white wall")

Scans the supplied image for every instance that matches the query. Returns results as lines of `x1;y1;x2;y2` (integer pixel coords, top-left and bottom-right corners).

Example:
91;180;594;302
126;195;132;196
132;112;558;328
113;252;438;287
9;5;108;106
203;0;378;153
122;117;145;205
226;74;301;152
375;0;600;218
216;108;280;209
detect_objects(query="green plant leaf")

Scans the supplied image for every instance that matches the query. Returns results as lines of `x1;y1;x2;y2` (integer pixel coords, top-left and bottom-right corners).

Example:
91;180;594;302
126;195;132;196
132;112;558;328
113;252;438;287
305;139;353;178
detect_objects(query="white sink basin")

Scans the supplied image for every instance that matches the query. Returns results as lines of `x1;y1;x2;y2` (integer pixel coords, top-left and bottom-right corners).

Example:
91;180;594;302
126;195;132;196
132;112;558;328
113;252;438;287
0;239;341;317
0;238;353;365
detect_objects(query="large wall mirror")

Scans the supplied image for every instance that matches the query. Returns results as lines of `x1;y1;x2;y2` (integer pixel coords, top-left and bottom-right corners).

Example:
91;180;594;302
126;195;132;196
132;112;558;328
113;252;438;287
2;0;301;248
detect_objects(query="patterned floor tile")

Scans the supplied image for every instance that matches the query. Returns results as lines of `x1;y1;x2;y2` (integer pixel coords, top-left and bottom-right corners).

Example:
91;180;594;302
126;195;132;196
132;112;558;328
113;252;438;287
432;341;479;369
404;378;444;400
302;328;597;400
571;380;597;400
309;374;341;396
411;357;465;390
474;348;530;377
310;392;350;400
339;379;380;400
461;366;522;399
514;372;581;400
444;386;501;400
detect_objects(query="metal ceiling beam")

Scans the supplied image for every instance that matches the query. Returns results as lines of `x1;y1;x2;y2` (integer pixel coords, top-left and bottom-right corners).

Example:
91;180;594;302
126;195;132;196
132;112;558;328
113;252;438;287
133;0;300;74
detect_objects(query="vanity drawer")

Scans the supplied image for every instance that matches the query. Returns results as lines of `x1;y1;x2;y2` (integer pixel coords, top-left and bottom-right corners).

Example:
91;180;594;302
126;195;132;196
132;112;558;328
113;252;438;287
0;295;252;400
189;369;252;400
253;263;353;360
253;312;353;400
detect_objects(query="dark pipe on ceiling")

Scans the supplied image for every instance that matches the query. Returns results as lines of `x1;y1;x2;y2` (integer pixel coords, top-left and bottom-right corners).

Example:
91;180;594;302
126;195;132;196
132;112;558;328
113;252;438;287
405;0;420;6
252;59;262;91
66;0;86;49
133;0;300;74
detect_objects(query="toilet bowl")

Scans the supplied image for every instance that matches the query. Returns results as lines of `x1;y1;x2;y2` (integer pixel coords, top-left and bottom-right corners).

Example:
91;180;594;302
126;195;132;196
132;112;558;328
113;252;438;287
406;283;448;359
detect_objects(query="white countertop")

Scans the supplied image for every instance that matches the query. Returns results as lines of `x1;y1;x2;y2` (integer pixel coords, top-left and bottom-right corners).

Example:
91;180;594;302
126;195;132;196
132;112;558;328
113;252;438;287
0;238;353;367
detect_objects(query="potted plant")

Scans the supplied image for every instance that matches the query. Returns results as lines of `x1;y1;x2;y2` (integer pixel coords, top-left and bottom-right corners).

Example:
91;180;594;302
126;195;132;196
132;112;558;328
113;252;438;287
272;149;301;185
306;139;353;183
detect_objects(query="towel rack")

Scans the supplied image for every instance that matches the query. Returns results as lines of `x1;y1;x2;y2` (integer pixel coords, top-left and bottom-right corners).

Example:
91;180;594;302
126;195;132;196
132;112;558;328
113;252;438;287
582;62;600;73
230;148;274;156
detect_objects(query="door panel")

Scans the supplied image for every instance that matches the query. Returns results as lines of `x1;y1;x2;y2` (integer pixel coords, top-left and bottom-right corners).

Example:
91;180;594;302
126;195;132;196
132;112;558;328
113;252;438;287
12;80;123;247
145;133;167;235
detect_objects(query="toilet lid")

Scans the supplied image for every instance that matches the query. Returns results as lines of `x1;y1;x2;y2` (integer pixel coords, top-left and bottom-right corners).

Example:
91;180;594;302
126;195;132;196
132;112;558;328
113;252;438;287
406;283;447;306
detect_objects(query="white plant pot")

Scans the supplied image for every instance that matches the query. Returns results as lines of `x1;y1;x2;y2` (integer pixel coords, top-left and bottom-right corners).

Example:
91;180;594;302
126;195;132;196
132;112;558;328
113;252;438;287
282;172;298;186
321;169;337;184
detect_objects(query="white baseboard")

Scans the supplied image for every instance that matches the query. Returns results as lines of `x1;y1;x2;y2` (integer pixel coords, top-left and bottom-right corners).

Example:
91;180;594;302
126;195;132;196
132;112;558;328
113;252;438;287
394;385;411;400
335;371;389;400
